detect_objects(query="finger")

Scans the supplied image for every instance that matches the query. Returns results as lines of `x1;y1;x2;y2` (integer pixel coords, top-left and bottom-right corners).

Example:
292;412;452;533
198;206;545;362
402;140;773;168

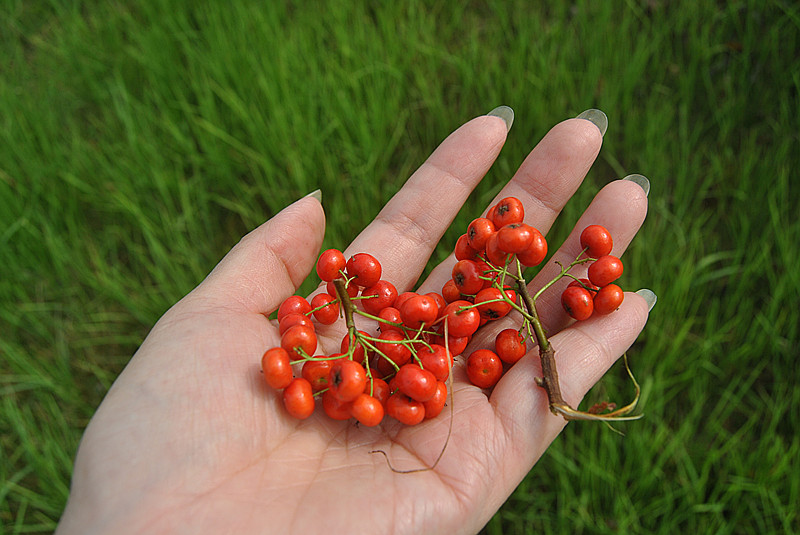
344;112;510;292
418;116;604;295
190;195;326;314
490;292;652;469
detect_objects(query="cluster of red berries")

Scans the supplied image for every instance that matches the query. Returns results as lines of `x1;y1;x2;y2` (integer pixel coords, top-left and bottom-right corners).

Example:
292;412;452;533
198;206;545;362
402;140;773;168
260;196;626;426
560;225;625;321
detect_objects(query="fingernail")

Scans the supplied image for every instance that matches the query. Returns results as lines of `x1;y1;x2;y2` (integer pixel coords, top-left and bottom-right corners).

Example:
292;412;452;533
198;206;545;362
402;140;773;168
635;289;657;311
487;105;514;132
303;189;322;203
623;174;650;197
576;108;608;136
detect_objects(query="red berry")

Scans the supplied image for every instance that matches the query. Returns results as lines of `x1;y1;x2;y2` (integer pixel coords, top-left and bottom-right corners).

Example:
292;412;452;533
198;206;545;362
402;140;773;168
588;255;624;287
283;378;315;419
466;349;503;389
466;217;497;250
349;394;385;427
422;381;448;420
475;287;512;320
360;279;398;315
278;312;314;335
277;295;312;322
377;306;404;333
261;347;293;389
580;225;613;258
452;260;485;295
496;223;535;254
399;294;439;329
386;392;425;425
441;300;481;338
346;253;382;288
593;283;625;314
302;359;332;392
484;232;510;266
454;233;480;261
322;390;352;420
328;359;367;402
494;329;527;364
395;363;438;402
316;249;346;282
561;286;594;320
491;197;524;227
417;344;452;382
516;228;547;267
281;324;317;356
374;330;412;368
310;293;339;325
441;279;462;303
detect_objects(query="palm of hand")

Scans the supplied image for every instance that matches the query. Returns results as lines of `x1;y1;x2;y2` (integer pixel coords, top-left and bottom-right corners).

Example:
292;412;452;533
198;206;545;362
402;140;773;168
57;114;649;535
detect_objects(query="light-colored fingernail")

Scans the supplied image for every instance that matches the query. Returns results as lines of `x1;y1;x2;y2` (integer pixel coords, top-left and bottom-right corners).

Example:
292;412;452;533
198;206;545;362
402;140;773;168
635;289;657;311
303;189;322;203
487;105;514;132
576;108;608;136
623;174;650;197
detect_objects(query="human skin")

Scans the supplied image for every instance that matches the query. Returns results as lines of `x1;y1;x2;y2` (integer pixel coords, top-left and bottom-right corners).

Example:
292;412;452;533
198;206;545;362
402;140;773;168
56;111;650;535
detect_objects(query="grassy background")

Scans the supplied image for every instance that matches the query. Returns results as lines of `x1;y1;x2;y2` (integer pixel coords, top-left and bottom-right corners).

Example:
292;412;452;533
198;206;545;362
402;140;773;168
1;0;798;533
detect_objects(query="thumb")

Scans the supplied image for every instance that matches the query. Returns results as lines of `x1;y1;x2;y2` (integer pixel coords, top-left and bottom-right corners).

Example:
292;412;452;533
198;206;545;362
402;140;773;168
191;192;326;315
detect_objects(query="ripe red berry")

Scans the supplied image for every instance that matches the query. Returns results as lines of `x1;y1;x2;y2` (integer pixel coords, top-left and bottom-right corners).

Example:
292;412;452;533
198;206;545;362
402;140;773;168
349;393;385;427
322;390;353;420
516;228;548;267
491;197;525;227
283;378;315;419
588;255;624;287
454;233;480;261
394;363;438;402
441;300;481;338
281;324;317;356
466;349;503;389
452;260;485;295
277;295;312;322
374;330;412;368
310;292;339;325
386;392;425;425
495;328;527;364
399;294;438;329
441;279;462;303
302;359;332;392
377;306;404;333
593;283;625;314
360;279;398;315
316;249;346;282
328;359;367;402
466;217;497;250
475;287;512;320
278;312;314;335
561;286;594;320
417;344;452;381
580;225;613;258
484;232;510;266
346;253;382;288
261;347;293;389
422;381;448;420
496;223;535;254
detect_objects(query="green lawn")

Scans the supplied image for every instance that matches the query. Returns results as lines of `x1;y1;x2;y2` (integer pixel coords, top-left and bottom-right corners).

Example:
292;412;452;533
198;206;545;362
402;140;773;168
2;1;798;533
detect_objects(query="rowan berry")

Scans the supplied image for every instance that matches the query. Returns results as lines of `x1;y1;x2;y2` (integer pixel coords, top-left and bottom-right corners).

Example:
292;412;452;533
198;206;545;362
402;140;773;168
377;306;404;333
475;287;512;320
310;293;339;325
417;344;452;381
466;349;503;389
422;381;448;420
484;232;510;266
495;328;527;364
454;233;480;261
386;392;425;425
281;324;317;356
561;286;594;321
395;363;438;402
491;197;525;227
283;378;315;419
452;260;485;295
360;279;398;315
278;312;314;335
497;223;535;254
277;295;312;322
466;217;496;250
441;300;481;338
302;359;332;392
516;228;548;267
346;253;382;288
441;279;462;303
593;283;625;314
322;389;353;420
350;394;385;427
374;330;412;368
580;225;613;258
328;359;367;402
399;294;438;329
316;248;346;282
588;255;624;287
261;347;293;390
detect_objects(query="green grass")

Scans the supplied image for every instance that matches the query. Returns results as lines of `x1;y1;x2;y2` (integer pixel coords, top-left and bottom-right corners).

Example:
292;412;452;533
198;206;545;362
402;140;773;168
2;0;798;533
